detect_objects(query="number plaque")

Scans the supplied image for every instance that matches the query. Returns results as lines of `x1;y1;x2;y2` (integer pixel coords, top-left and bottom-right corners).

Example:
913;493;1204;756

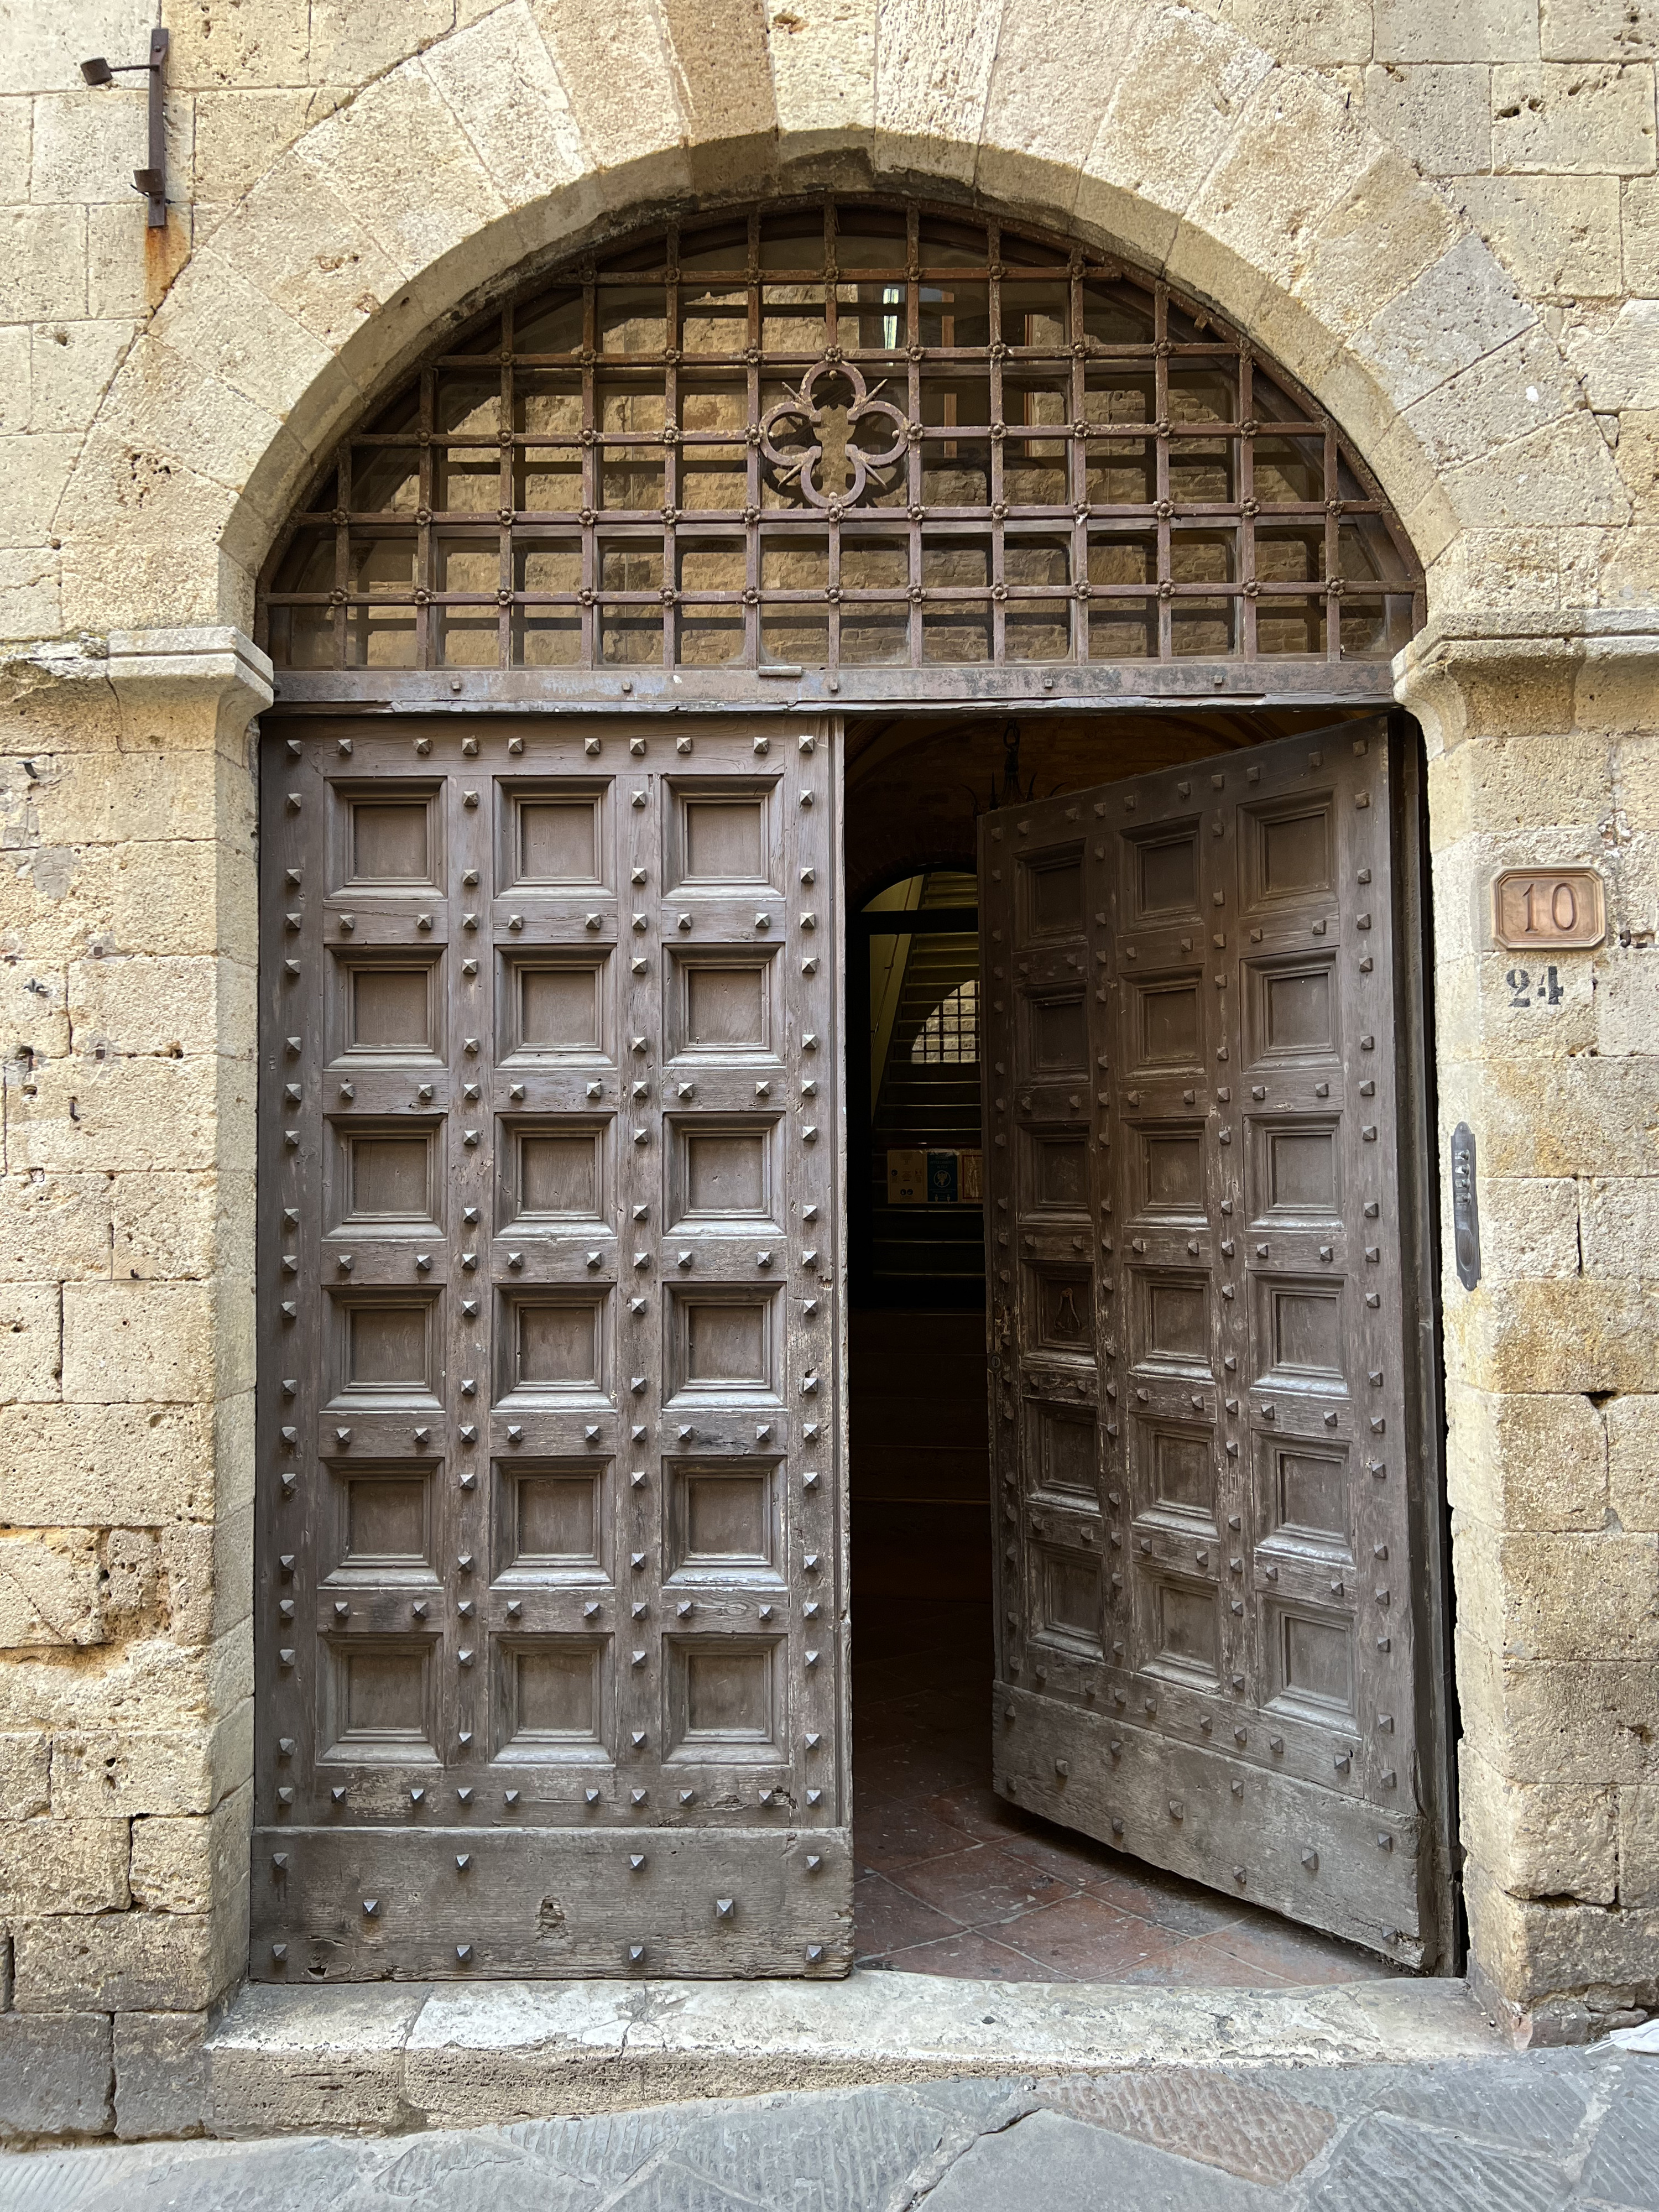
1491;869;1604;952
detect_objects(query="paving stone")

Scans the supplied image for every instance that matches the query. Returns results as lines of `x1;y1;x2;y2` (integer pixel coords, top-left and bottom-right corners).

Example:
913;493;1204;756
648;2081;1024;2212
1363;2054;1603;2163
1575;2060;1659;2210
0;2060;1631;2211
0;2134;380;2212
1232;2053;1603;2159
1302;2110;1572;2212
497;2104;699;2176
920;2105;1274;2210
901;2077;1040;2128
356;2136;604;2212
601;2158;764;2212
1036;2067;1335;2183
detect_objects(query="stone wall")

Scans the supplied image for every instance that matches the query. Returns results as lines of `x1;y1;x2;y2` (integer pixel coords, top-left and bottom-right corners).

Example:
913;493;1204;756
0;0;1656;2136
0;629;267;2137
1402;616;1659;2043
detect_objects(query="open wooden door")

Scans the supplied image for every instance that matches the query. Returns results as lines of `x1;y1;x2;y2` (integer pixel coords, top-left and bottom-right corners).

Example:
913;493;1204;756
979;718;1450;1966
253;712;851;1980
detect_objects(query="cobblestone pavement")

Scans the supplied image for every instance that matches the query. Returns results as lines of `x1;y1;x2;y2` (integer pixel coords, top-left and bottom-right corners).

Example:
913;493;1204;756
3;2049;1656;2211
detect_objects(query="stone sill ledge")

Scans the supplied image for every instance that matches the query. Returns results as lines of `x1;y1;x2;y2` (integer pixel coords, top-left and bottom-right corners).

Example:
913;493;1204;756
201;1972;1499;2138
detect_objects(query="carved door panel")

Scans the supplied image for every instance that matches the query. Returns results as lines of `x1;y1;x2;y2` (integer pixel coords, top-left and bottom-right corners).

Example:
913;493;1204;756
981;718;1449;1965
254;714;849;1980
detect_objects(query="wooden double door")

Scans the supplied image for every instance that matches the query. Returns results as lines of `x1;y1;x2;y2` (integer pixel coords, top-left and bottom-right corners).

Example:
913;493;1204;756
253;711;1449;1981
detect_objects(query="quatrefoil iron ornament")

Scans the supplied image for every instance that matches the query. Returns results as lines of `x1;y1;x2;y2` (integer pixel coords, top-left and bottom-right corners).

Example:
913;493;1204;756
758;358;907;510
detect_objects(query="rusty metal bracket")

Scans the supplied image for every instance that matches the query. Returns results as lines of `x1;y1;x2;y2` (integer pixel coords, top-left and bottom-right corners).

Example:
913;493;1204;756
80;27;169;229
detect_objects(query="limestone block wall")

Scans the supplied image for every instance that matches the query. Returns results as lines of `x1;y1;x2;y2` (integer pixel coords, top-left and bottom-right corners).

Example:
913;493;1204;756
0;0;1653;2130
0;632;266;2136
1403;620;1659;2038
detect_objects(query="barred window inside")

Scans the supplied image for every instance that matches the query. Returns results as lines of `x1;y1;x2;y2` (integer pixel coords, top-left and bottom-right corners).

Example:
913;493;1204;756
911;980;979;1066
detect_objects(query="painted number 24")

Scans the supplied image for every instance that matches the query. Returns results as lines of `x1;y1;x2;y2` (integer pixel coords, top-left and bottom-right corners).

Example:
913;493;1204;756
1507;965;1564;1008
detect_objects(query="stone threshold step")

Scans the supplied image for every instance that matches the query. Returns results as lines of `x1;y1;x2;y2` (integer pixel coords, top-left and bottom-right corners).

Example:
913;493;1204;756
204;1970;1499;2138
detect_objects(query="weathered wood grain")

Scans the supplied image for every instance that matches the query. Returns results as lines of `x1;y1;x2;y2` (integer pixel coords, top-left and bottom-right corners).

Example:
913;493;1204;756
255;714;849;1980
979;719;1447;1967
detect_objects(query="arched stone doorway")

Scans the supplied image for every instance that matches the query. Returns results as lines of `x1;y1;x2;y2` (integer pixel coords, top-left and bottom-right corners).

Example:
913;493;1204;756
258;194;1422;710
251;194;1453;1987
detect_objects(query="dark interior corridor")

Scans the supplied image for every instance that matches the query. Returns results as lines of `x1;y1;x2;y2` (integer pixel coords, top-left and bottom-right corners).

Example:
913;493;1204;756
846;718;1402;1987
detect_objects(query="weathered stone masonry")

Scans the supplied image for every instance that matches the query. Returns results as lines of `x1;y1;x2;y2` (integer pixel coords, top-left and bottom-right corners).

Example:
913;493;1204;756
1;0;1657;2140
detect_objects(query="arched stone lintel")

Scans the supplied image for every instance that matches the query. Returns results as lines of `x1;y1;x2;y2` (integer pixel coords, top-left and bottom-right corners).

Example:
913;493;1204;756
55;2;1593;639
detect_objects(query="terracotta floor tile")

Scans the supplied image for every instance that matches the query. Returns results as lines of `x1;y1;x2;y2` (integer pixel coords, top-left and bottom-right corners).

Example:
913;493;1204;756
853;1797;979;1875
852;1871;962;1959
889;1841;1075;1927
998;1893;1185;1981
1081;1861;1248;1938
1203;1911;1400;1986
924;1782;1047;1846
850;1708;928;1754
849;1584;1400;1989
878;1928;1044;1980
993;1823;1128;1888
856;1740;970;1787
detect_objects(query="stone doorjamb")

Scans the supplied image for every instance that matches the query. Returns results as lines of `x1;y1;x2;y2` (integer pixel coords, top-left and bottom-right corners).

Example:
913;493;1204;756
0;627;268;2133
1397;611;1659;2047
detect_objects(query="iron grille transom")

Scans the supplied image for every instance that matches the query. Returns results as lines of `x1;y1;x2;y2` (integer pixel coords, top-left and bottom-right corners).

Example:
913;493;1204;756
260;199;1424;679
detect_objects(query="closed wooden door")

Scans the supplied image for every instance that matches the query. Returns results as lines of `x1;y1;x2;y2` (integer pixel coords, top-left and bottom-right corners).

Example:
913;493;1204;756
979;718;1452;1966
253;714;850;1979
